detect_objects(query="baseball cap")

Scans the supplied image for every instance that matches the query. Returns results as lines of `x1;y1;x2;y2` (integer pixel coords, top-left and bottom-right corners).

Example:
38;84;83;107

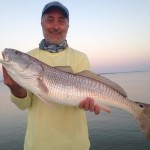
42;1;69;20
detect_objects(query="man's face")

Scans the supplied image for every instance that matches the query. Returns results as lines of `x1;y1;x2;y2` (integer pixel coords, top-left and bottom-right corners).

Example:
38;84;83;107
41;8;69;44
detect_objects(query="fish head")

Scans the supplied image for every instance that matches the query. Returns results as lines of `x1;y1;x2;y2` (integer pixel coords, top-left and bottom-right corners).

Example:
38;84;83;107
1;48;32;72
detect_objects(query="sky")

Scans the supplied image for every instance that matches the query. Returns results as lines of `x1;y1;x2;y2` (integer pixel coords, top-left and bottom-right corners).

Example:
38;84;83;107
0;0;150;73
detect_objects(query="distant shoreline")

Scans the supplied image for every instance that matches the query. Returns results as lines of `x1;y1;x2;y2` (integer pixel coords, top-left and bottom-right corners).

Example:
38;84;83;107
100;70;150;75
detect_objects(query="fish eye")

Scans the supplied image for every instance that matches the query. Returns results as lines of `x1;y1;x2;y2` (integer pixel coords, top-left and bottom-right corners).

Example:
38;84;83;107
15;50;19;55
139;103;144;109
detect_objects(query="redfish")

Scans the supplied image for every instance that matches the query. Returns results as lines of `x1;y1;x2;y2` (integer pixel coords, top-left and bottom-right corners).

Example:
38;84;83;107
0;48;150;139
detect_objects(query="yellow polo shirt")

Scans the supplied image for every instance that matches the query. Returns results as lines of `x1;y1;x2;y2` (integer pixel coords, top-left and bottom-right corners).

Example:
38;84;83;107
11;47;91;150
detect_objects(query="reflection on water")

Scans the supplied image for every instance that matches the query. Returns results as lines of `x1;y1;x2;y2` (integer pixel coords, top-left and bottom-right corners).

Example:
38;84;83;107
0;83;27;150
0;71;150;150
87;71;150;150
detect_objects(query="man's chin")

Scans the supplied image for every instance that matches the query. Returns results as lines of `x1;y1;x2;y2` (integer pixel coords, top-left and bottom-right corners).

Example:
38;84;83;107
45;37;64;44
50;40;63;45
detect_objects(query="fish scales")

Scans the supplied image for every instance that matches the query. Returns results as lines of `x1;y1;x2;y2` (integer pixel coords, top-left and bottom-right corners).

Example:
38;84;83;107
39;63;139;116
42;65;119;106
1;48;150;139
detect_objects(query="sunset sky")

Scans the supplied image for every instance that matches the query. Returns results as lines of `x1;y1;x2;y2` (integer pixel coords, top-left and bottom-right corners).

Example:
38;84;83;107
0;0;150;73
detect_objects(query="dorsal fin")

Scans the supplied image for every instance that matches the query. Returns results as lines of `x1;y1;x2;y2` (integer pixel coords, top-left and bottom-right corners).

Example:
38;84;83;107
77;70;127;97
54;66;73;74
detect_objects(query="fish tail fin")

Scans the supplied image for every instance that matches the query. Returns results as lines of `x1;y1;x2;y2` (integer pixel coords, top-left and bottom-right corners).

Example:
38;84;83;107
133;102;150;139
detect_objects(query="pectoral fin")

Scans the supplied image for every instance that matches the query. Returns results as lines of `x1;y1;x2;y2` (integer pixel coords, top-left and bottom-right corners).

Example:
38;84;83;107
37;77;49;94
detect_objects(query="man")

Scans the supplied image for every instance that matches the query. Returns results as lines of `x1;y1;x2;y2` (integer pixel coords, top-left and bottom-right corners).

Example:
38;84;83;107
3;1;101;150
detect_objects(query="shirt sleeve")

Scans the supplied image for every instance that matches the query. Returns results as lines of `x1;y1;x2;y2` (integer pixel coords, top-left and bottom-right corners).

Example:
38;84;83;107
74;53;91;73
10;91;33;110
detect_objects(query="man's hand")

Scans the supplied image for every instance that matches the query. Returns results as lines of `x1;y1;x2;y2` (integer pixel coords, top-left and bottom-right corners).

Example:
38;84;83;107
2;66;27;98
3;66;17;88
79;97;100;115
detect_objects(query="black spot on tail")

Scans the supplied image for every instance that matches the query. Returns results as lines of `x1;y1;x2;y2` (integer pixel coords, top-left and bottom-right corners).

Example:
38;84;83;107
135;102;150;139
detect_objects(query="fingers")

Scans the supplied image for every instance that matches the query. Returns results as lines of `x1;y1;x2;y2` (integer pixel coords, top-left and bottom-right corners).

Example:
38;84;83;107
2;66;8;79
89;98;94;112
84;98;94;112
2;66;12;85
2;66;11;80
2;66;18;87
2;66;27;98
79;97;100;115
79;98;93;111
94;104;100;115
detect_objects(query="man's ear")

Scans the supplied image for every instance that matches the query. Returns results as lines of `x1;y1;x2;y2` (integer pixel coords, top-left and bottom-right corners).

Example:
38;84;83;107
41;17;44;27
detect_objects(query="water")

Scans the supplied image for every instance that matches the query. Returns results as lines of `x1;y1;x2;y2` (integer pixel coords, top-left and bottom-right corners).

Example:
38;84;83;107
0;71;150;150
87;71;150;150
0;82;27;150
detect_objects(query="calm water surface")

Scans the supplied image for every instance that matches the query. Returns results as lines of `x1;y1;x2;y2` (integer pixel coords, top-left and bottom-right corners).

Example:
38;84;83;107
0;71;150;150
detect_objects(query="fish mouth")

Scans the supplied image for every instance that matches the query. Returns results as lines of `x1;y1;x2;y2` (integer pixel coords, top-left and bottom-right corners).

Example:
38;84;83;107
2;50;12;62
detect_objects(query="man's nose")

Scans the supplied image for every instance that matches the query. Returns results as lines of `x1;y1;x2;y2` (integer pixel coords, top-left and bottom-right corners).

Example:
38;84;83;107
52;21;60;29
